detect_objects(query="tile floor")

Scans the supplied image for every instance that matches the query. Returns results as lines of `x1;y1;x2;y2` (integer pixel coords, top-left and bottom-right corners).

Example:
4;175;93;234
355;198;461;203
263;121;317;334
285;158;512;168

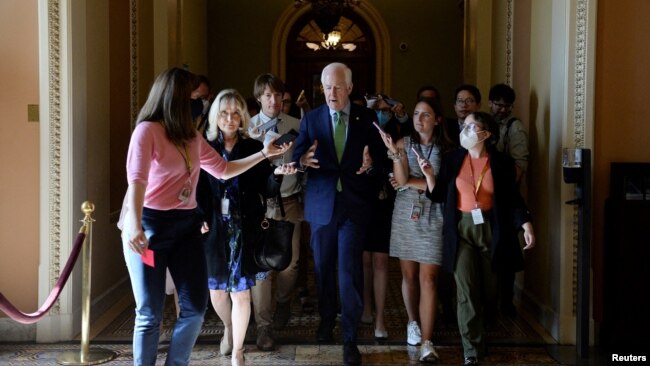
0;342;565;365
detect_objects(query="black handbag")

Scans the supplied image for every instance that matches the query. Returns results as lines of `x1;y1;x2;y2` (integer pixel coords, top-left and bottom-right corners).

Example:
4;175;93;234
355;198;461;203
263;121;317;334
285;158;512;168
253;194;294;271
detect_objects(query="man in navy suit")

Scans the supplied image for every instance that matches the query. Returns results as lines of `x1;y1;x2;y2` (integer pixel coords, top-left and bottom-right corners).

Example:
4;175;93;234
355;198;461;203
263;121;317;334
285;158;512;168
292;63;384;366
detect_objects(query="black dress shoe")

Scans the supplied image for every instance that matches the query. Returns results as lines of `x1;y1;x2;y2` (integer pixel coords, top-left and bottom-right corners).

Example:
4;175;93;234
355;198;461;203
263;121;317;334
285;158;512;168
317;322;334;342
343;342;362;366
463;356;479;365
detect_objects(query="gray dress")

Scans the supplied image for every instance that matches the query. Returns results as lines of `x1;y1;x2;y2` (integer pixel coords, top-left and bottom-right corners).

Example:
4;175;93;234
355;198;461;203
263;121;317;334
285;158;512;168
389;138;444;265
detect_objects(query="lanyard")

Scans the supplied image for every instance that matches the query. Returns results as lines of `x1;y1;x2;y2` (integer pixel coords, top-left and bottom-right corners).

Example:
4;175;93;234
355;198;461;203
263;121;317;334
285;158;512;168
467;155;490;206
176;144;192;176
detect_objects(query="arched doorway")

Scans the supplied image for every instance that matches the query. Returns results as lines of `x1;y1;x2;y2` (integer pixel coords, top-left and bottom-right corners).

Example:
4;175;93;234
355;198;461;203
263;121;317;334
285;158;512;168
271;2;391;98
284;12;375;107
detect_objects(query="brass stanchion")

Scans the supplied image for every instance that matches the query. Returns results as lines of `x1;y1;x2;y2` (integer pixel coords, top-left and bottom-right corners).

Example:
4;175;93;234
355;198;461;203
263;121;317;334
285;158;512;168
58;202;117;365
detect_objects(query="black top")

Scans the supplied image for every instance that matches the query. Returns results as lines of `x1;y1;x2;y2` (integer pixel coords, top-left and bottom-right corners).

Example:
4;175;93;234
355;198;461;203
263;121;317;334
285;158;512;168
197;135;282;278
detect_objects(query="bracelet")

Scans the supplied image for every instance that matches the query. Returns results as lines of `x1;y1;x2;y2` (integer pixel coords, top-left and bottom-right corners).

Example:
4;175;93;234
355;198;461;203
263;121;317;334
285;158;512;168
260;150;268;159
387;149;402;161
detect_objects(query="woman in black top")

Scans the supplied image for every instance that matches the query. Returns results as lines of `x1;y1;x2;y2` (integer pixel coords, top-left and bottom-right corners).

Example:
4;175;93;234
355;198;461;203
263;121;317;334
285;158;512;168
196;89;296;366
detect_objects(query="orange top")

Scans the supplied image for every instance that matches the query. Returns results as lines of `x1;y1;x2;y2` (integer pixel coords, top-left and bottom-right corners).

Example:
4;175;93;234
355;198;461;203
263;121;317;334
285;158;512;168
455;154;494;212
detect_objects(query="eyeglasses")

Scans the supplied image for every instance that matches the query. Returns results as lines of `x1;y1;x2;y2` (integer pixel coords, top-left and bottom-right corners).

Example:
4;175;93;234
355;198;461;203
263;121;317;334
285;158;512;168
219;111;241;119
455;98;476;105
282;99;292;105
462;123;483;132
492;102;513;109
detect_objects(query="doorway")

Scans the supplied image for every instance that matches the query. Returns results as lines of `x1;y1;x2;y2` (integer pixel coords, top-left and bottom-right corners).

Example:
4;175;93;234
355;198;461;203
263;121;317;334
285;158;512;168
284;10;376;106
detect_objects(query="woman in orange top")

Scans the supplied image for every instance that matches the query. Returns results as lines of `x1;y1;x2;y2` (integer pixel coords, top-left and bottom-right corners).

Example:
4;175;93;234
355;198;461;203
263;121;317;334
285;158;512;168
418;111;535;366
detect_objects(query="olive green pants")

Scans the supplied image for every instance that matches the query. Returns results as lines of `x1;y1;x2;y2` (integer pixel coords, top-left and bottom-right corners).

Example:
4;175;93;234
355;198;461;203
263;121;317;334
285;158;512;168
454;211;498;358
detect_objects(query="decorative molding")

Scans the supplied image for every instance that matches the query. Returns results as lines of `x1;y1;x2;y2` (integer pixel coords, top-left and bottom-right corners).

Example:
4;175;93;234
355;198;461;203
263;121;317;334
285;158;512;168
130;0;139;127
574;0;588;148
47;0;62;315
505;0;513;85
571;0;590;315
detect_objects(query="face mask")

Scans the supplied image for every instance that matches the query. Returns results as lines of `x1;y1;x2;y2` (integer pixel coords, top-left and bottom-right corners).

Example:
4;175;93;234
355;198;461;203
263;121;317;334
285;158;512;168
459;127;481;150
201;98;210;115
191;98;204;120
376;110;391;127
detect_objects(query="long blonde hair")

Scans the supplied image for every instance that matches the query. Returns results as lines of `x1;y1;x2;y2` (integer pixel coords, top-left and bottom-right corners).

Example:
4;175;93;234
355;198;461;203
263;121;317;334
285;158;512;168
206;89;250;142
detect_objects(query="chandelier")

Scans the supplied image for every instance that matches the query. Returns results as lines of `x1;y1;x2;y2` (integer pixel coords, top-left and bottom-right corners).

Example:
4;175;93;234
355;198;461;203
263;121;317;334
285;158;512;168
294;0;361;34
295;0;361;52
305;28;357;51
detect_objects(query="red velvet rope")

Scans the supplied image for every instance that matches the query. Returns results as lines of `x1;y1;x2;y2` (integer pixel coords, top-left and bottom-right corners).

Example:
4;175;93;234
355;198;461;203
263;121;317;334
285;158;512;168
0;232;86;324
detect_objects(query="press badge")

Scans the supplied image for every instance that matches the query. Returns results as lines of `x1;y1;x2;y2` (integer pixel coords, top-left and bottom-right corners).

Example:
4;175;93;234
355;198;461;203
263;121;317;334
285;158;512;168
471;208;484;225
221;198;230;216
410;203;423;221
178;181;192;203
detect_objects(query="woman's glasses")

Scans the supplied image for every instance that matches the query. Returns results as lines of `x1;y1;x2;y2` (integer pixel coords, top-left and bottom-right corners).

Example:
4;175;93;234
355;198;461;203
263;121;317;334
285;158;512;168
219;111;241;119
462;123;483;132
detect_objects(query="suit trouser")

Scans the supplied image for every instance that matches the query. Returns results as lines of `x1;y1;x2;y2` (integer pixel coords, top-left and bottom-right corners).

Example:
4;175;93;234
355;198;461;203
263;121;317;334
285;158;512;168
310;195;364;343
251;196;303;328
454;211;498;358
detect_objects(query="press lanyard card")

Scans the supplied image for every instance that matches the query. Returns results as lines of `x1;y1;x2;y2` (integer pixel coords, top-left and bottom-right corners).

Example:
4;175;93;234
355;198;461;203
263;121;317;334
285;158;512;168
221;198;230;216
471;208;484;225
178;180;192;203
410;203;423;221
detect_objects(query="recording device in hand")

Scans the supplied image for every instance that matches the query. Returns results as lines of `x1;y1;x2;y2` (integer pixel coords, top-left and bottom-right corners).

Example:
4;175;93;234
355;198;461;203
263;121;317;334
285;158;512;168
273;129;299;146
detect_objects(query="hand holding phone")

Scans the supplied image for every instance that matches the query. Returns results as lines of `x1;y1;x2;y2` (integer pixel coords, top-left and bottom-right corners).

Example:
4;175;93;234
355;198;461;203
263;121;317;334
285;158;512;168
273;129;299;147
374;121;395;151
411;146;422;160
412;146;433;176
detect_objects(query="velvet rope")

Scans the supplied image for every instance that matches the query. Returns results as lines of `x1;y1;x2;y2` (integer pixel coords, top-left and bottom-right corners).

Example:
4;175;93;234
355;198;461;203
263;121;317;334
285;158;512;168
0;232;86;324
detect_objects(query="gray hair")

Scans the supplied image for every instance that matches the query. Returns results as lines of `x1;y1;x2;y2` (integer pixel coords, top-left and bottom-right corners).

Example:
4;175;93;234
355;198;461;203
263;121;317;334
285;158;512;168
321;62;353;86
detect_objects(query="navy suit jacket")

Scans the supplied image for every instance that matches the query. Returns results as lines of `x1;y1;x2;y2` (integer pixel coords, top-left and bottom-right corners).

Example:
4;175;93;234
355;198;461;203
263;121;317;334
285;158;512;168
292;103;385;226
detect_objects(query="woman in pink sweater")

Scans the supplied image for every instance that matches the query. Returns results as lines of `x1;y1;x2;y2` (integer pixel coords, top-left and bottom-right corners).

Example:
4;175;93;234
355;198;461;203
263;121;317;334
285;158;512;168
121;68;290;366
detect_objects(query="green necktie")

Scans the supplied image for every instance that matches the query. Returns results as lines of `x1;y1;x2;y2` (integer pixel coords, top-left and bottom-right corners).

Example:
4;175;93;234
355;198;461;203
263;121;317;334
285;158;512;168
333;111;345;191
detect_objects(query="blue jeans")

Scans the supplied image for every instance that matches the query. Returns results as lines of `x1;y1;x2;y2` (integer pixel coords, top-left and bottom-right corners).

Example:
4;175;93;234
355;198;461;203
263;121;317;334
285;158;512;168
123;207;208;366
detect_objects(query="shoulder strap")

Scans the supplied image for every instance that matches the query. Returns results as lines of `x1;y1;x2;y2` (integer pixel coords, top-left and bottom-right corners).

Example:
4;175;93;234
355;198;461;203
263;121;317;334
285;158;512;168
262;191;286;218
278;194;286;217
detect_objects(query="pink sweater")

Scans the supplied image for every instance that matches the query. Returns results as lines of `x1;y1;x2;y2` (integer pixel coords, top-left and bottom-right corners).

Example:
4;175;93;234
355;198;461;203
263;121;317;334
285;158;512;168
126;121;227;210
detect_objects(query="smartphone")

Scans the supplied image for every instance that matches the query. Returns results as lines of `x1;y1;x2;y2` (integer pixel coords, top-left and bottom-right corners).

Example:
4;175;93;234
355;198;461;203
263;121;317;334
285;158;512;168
273;129;299;146
383;96;402;106
411;146;422;160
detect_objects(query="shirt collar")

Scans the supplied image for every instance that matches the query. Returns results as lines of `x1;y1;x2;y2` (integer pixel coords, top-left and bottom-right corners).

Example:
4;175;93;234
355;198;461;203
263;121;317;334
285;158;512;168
329;102;351;119
259;112;281;124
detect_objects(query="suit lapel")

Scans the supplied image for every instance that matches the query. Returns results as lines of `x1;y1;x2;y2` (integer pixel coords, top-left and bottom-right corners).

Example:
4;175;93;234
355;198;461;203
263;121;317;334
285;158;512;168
343;106;362;161
318;106;338;163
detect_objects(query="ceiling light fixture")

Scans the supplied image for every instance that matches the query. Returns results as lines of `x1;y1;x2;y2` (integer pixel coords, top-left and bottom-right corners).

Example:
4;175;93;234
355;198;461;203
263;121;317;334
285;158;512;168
294;0;361;34
323;29;341;48
295;1;361;52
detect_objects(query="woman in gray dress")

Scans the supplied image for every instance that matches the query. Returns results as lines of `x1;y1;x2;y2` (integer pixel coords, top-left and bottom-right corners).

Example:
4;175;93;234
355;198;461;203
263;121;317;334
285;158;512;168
377;97;453;362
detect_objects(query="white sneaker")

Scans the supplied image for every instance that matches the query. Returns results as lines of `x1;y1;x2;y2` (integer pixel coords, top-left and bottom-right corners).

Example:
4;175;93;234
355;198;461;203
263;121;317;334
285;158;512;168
407;320;422;346
419;340;439;362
